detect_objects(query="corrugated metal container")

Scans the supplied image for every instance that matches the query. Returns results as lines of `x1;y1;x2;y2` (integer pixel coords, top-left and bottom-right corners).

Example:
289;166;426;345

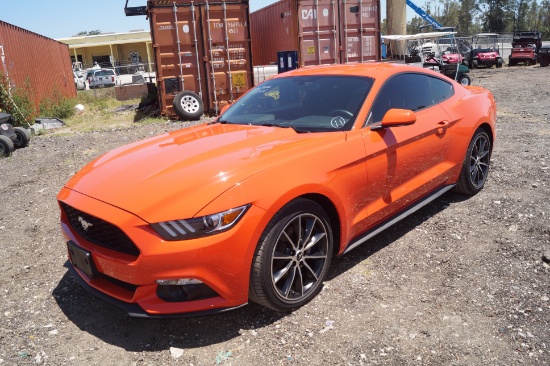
0;21;76;113
251;0;381;67
147;0;253;117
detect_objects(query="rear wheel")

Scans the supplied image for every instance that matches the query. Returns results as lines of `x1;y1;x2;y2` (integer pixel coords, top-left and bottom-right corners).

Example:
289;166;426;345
454;129;491;195
458;74;471;86
496;59;503;68
249;199;333;312
0;135;15;157
471;59;479;69
13;127;31;148
172;91;204;121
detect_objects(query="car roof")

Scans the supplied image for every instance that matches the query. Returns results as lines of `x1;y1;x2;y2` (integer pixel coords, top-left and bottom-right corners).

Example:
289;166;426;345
274;62;440;81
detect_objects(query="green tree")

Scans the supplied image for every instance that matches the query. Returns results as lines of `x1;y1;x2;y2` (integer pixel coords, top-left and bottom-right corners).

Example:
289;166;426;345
479;0;509;32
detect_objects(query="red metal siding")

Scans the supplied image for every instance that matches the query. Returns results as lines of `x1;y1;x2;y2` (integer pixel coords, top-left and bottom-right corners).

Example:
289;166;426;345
0;21;76;113
251;0;381;67
148;0;253;117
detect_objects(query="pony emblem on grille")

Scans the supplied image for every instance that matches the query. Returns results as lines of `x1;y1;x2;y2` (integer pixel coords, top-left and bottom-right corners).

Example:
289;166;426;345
78;216;93;231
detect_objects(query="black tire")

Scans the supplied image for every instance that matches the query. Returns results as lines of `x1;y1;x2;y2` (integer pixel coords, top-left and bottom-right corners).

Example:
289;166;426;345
471;59;478;69
0;135;15;157
454;129;491;195
249;198;333;312
172;91;204;121
508;59;516;67
13;127;31;148
458;74;471;86
540;59;549;67
496;58;503;68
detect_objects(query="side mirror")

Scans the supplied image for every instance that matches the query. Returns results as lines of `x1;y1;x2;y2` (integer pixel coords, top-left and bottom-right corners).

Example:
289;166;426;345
370;109;416;130
380;108;416;127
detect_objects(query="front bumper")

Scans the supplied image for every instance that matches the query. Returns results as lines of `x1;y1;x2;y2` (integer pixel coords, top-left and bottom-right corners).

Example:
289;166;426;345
64;260;247;318
58;187;266;317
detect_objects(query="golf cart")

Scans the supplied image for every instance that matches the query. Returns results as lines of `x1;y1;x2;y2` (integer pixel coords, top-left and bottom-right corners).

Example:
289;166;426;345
467;33;504;69
508;31;542;66
382;31;472;86
0;112;32;157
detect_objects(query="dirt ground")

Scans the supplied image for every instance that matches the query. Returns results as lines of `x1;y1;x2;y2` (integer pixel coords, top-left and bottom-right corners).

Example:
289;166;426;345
0;65;548;366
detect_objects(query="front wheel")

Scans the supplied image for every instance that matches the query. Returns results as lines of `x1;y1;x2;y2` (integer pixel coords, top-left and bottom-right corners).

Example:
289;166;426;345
454;129;492;195
496;59;503;68
249;199;333;312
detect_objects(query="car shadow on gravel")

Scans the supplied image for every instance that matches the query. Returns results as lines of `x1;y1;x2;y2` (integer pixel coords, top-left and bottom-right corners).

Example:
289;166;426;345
52;191;470;352
53;269;284;352
326;191;471;280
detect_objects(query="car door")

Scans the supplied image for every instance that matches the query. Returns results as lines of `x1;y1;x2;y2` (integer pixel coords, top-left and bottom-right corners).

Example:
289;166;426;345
361;72;454;228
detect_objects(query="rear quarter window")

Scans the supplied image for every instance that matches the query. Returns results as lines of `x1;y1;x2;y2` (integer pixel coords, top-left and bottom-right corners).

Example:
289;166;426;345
429;76;454;104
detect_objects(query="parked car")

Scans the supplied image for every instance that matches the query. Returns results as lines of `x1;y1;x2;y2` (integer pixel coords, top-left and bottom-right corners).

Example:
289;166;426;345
73;72;86;90
58;63;497;317
87;69;118;89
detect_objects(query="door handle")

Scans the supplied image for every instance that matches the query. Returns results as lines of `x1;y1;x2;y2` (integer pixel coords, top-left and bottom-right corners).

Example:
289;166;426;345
437;120;450;126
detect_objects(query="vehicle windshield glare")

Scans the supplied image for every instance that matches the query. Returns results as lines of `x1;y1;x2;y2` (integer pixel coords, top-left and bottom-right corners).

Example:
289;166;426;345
220;75;374;132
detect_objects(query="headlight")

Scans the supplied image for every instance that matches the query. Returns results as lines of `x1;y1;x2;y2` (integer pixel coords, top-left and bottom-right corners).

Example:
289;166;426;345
151;204;250;241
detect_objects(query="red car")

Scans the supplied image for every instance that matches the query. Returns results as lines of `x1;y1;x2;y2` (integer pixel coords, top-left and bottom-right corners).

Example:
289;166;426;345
58;63;497;317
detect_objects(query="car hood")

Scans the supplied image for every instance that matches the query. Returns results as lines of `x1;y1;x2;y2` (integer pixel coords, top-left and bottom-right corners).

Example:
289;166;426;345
65;123;342;223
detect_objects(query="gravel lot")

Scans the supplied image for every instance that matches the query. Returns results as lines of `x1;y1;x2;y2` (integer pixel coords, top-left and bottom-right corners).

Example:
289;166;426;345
0;65;549;365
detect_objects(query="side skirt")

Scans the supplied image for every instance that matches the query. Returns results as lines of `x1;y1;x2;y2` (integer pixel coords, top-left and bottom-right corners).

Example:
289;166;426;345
342;184;456;255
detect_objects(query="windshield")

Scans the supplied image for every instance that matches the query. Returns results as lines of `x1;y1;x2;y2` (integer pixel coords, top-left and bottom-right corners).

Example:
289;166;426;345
219;75;374;132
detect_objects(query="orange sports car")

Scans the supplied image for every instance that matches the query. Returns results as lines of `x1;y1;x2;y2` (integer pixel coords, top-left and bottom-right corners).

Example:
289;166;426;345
58;63;496;317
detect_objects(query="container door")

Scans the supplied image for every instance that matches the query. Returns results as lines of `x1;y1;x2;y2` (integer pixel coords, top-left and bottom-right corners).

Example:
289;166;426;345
298;0;339;66
200;2;253;114
149;4;207;117
339;0;380;64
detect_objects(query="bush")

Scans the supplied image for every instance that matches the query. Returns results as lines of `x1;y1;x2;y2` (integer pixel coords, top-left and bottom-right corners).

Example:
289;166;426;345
0;72;36;127
39;89;76;119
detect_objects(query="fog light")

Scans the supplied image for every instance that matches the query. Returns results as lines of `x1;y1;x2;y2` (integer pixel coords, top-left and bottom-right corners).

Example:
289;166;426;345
156;278;219;302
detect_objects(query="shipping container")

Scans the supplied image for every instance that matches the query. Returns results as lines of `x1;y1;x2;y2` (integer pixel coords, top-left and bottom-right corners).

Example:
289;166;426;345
250;0;381;67
0;21;76;118
145;0;253;118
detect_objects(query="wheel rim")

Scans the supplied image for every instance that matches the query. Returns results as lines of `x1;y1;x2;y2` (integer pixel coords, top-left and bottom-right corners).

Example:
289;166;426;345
469;134;490;189
271;213;329;302
180;95;200;113
460;77;469;86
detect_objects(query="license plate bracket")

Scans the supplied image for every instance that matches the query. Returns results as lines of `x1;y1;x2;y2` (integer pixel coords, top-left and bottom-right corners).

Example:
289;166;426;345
67;241;97;279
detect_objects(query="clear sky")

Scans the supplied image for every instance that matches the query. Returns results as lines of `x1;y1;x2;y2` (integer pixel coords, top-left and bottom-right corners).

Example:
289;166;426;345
0;0;426;40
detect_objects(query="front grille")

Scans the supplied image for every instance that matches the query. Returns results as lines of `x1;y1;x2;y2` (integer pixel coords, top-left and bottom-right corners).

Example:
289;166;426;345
61;202;140;256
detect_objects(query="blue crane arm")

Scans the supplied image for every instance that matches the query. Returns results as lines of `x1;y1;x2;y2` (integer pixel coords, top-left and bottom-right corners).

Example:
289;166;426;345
406;0;442;28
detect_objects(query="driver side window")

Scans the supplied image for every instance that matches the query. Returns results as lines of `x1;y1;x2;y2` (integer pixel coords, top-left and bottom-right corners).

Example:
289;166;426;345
368;73;435;124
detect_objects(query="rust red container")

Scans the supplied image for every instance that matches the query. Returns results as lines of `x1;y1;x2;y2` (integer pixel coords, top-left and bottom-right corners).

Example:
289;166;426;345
251;0;381;67
147;0;253;117
0;21;76;115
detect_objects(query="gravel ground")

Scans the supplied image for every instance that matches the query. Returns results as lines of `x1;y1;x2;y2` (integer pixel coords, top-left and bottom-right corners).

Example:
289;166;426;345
0;65;549;366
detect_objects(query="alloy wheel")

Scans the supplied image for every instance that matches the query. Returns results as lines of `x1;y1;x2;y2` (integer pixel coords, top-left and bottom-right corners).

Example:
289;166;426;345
469;133;490;189
270;213;329;302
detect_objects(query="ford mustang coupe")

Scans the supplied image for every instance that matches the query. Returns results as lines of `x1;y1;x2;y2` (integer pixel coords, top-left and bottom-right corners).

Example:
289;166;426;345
58;63;496;317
